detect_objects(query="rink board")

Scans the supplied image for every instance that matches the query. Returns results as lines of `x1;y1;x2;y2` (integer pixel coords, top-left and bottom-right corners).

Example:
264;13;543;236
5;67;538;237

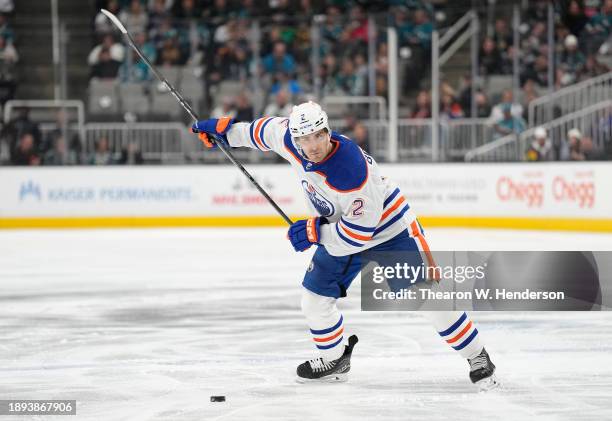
1;162;611;231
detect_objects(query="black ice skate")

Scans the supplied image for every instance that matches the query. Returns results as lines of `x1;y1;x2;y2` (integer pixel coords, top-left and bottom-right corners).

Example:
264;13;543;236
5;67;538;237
468;347;500;391
296;335;358;383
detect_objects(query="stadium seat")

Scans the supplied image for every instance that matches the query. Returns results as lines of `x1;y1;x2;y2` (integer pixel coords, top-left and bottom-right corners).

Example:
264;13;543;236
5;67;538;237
158;65;182;87
181;66;205;115
151;90;184;120
485;76;513;97
211;81;243;108
88;79;120;115
119;83;150;116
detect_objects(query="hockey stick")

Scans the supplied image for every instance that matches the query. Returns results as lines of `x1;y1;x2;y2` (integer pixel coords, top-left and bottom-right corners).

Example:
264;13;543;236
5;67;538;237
100;9;293;226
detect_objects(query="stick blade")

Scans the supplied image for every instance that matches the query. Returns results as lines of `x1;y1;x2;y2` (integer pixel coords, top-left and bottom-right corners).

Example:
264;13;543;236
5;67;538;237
100;9;127;34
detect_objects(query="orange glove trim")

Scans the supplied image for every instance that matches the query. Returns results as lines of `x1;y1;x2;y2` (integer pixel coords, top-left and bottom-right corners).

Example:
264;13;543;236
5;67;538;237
199;132;214;148
306;218;319;243
216;116;232;133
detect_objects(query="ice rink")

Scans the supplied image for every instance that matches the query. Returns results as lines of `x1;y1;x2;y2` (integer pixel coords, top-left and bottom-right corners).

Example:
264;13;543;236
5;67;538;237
1;227;611;420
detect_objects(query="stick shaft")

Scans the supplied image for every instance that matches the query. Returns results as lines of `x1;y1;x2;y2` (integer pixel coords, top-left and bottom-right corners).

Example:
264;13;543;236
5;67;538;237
107;14;293;225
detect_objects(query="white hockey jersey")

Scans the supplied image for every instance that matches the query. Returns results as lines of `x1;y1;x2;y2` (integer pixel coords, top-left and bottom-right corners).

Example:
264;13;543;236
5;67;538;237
226;117;422;257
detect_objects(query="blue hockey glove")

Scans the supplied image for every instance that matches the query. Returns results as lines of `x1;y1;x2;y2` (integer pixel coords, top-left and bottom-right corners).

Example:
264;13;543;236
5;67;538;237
190;117;234;148
288;217;321;252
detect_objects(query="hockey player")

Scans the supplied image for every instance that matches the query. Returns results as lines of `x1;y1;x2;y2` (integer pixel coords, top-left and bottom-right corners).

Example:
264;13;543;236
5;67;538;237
191;101;498;390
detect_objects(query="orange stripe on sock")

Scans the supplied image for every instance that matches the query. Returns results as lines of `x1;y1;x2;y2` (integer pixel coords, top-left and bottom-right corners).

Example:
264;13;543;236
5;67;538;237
446;321;473;344
313;327;344;343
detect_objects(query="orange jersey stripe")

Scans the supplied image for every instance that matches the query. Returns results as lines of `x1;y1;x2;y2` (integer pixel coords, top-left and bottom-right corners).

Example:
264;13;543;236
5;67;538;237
446;321;473;344
340;223;372;241
313;327;344;343
417;235;436;267
380;196;406;221
254;117;270;150
410;221;438;273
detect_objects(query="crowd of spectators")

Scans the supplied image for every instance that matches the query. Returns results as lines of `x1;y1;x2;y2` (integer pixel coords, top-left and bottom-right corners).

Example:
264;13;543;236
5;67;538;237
89;0;437;119
476;0;611;86
407;74;610;161
2;1;610;165
525;125;609;161
0;106;144;166
0;3;17;107
79;0;604;136
402;0;610;160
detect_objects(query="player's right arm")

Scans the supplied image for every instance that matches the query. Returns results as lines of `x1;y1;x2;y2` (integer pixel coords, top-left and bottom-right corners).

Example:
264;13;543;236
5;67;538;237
191;116;288;155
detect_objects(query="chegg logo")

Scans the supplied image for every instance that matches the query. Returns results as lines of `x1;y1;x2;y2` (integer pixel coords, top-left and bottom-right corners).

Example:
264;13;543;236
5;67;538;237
552;176;595;208
496;176;543;207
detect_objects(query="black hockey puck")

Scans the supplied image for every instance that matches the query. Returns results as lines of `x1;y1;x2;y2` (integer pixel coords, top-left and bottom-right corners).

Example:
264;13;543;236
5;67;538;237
210;396;226;402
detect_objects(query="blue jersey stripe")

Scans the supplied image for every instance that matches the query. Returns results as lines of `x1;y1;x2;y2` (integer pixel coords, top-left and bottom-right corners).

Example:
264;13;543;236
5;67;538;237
316;336;344;350
248;121;261;150
438;312;467;337
310;315;343;335
340;217;376;233
373;204;410;237
259;117;273;150
452;329;478;350
383;188;401;208
336;223;364;248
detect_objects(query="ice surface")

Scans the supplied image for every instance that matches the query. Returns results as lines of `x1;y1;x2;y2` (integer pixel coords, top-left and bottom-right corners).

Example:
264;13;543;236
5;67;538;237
1;228;611;420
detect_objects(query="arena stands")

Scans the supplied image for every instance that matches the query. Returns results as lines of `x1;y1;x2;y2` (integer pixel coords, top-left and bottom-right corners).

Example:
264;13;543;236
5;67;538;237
0;0;610;166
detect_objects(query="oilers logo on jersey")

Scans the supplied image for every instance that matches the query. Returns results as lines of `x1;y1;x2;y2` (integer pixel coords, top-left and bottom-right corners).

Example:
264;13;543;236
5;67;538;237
302;180;335;216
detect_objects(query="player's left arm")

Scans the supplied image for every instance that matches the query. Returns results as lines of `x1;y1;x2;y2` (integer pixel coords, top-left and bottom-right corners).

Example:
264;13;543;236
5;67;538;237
191;116;288;154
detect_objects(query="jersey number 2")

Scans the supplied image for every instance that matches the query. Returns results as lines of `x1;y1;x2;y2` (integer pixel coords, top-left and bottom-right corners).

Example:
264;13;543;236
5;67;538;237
351;199;365;216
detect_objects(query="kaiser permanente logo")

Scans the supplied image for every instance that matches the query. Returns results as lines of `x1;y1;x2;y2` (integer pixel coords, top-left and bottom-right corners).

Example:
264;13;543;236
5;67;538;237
18;180;193;202
19;180;42;201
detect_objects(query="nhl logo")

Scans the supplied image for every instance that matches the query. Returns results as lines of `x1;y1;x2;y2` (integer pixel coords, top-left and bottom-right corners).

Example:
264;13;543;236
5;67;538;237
307;261;314;272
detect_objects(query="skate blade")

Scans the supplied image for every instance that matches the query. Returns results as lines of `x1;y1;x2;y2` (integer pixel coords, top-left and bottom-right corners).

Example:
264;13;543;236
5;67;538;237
475;374;500;392
296;373;348;384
